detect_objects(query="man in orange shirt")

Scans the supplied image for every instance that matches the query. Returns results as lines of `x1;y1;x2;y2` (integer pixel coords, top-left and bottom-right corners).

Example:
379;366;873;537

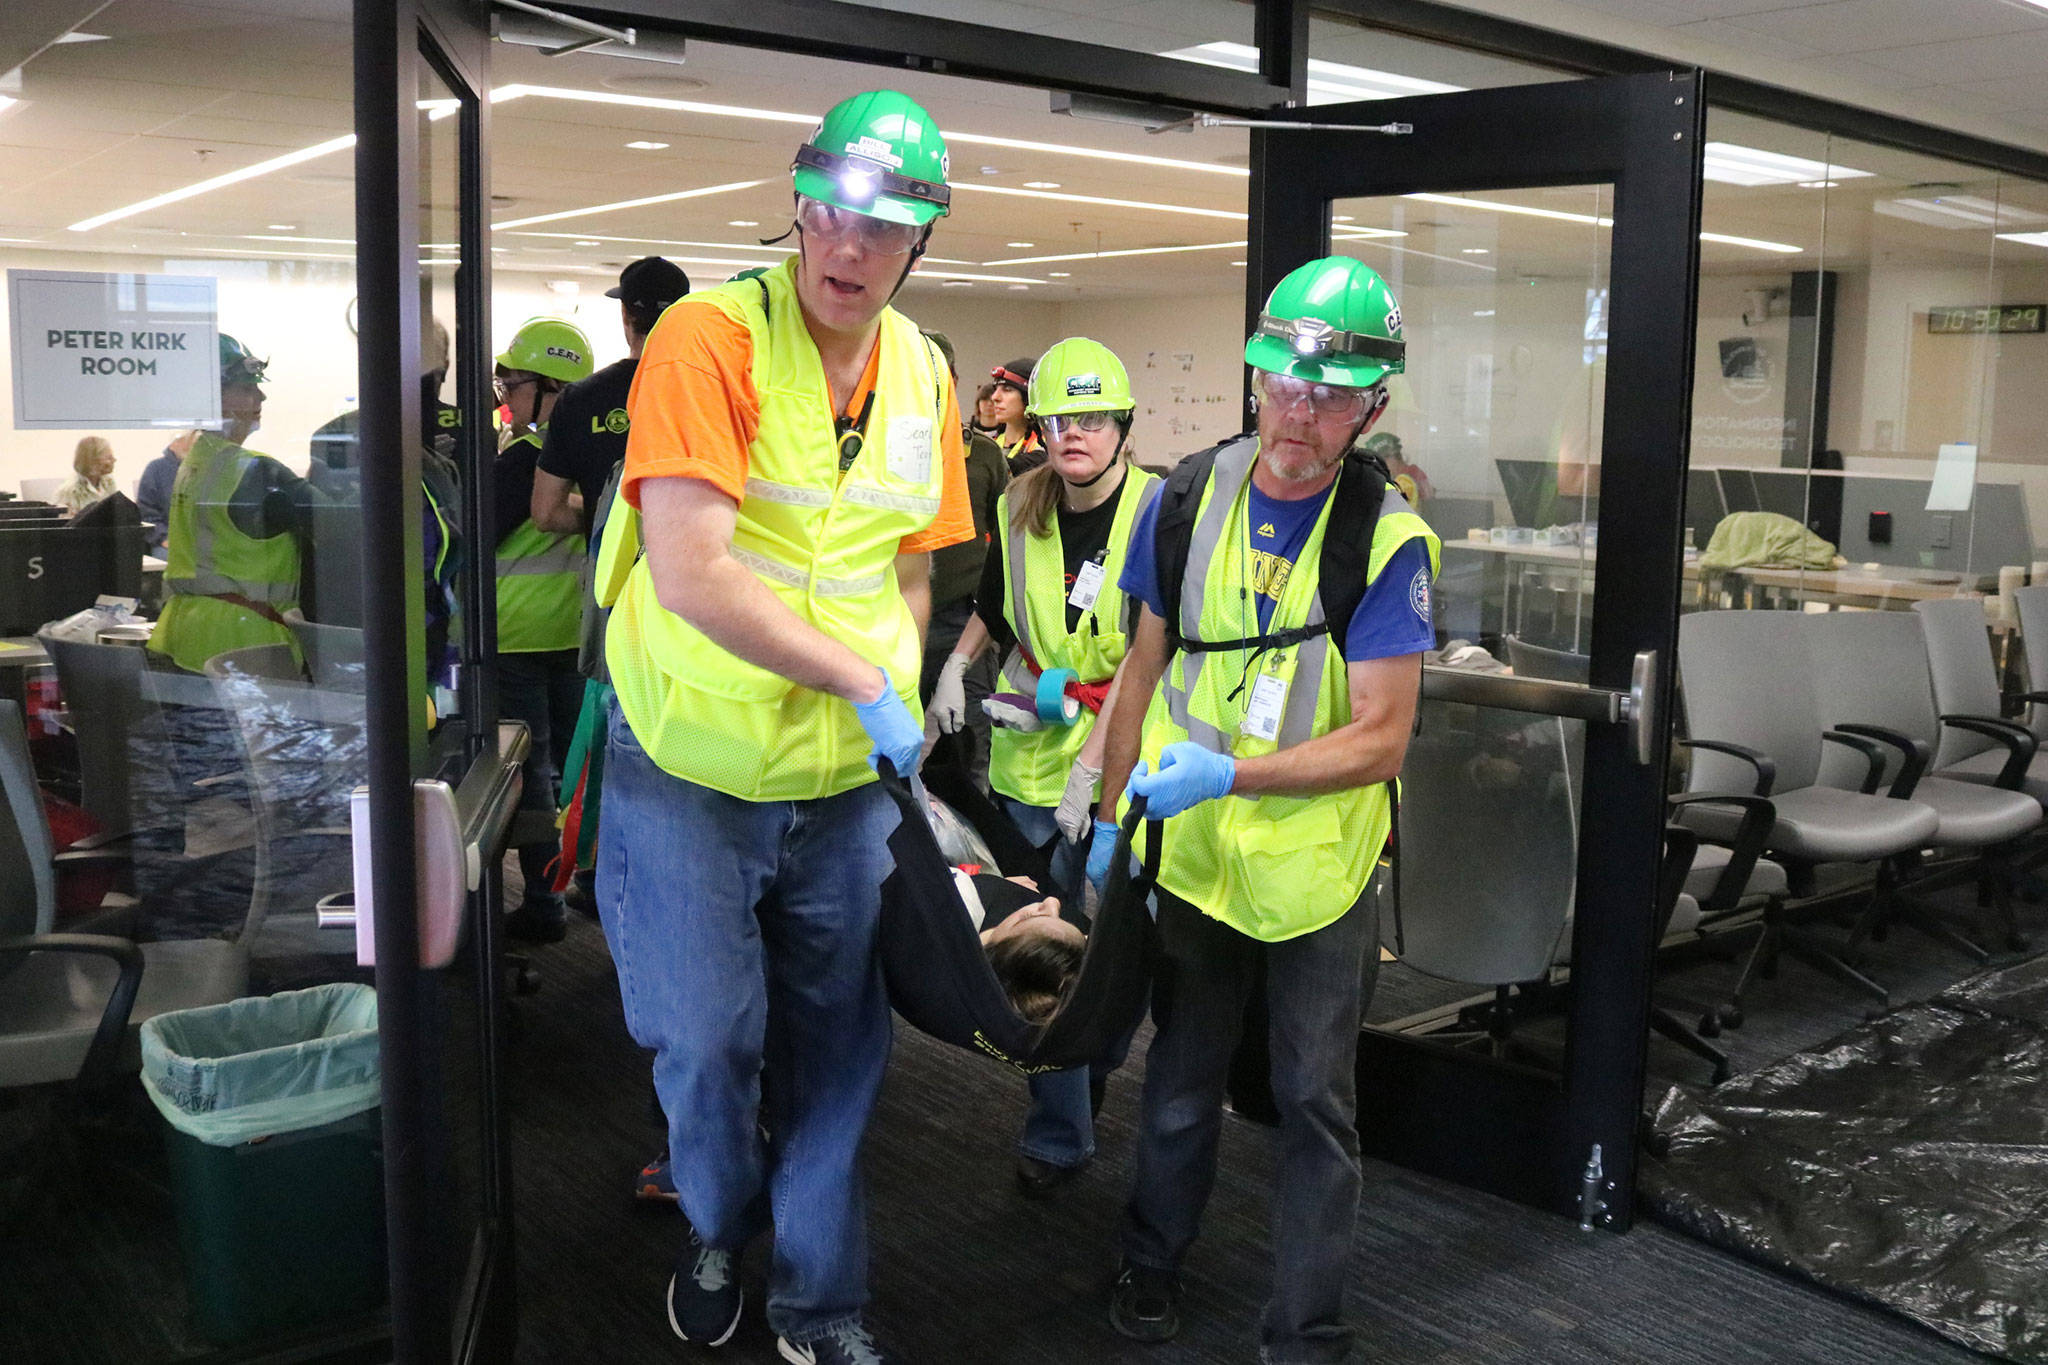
592;91;969;1365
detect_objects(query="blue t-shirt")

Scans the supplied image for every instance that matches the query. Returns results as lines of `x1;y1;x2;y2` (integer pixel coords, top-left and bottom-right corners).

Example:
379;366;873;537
1120;479;1434;663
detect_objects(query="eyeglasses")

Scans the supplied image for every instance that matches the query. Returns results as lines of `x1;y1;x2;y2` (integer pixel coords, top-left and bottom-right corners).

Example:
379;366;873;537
795;197;924;256
1255;371;1373;422
1039;411;1119;441
492;375;537;402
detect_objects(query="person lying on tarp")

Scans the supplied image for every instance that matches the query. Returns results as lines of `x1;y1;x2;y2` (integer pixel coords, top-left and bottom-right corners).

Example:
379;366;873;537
953;869;1085;1025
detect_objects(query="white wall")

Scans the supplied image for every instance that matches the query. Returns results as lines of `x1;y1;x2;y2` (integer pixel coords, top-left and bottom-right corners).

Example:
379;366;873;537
1051;291;1248;467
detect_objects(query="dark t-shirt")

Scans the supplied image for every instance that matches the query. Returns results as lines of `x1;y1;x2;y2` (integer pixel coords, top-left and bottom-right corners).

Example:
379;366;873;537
540;357;638;539
972;476;1127;656
931;428;1010;611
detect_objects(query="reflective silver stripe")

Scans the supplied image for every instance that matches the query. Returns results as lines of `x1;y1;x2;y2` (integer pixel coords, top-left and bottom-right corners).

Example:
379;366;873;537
1000;646;1036;693
743;476;832;508
730;546;886;598
167;571;288;602
730;546;809;590
1162;654;1234;754
1280;617;1329;750
496;547;583;577
1005;502;1035;664
1181;437;1258;641
842;484;942;516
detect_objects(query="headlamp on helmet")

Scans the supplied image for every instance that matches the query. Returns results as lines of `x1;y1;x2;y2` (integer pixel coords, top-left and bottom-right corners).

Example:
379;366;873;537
1255;312;1404;366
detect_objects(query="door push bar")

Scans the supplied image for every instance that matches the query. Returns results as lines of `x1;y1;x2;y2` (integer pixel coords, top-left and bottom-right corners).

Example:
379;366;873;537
316;723;531;966
1422;649;1660;767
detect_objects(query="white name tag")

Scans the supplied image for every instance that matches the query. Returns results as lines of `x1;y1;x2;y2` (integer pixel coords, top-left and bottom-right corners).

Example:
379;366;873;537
1069;558;1106;610
886;415;933;483
1242;671;1288;742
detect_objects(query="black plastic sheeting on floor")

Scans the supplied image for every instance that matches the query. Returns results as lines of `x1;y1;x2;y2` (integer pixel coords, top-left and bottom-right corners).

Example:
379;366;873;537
1640;953;2048;1363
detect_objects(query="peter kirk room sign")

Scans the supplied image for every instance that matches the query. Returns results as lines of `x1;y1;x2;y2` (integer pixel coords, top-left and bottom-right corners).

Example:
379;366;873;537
8;269;219;430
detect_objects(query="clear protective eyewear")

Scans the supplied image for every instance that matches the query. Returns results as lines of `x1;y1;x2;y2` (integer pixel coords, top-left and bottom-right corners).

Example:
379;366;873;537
491;374;536;403
795;197;924;256
1038;410;1119;442
1255;370;1373;422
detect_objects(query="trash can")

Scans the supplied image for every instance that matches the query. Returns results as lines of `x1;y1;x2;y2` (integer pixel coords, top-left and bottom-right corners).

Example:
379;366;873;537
139;982;386;1347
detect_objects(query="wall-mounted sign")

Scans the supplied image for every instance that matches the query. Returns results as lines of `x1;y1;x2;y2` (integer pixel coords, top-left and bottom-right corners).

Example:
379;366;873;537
8;269;220;430
1926;304;2045;335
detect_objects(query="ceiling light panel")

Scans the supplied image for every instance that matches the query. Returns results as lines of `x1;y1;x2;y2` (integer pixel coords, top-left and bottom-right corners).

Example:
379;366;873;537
1161;42;1463;104
493;179;771;229
1700;143;1872;187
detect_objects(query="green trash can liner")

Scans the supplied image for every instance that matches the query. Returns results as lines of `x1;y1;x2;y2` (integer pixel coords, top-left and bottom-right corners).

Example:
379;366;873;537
140;982;386;1347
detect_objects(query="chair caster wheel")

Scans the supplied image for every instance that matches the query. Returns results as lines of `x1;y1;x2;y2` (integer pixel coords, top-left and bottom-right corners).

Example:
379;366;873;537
1718;1006;1743;1031
516;966;542;995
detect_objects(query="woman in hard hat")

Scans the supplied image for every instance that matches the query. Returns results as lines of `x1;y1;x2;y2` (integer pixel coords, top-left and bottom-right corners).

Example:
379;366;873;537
493;317;594;943
927;335;1158;1194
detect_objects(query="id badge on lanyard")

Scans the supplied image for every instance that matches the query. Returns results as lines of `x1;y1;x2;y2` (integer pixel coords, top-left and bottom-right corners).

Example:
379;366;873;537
1241;654;1291;742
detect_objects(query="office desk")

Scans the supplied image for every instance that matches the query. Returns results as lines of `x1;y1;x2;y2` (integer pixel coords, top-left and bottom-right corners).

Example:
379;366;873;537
1717;566;1985;611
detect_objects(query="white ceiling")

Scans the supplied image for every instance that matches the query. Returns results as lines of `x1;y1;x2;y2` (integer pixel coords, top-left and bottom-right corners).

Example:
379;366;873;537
1;0;2045;305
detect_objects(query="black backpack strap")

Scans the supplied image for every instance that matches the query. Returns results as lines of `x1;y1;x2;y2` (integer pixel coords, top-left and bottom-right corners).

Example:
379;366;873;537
1315;451;1397;661
1153;438;1232;653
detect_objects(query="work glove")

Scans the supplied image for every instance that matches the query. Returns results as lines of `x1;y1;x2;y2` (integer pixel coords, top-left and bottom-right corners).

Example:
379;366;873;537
1085;817;1124;892
982;693;1046;732
1055;759;1103;843
1127;742;1236;820
855;668;924;778
927;652;972;734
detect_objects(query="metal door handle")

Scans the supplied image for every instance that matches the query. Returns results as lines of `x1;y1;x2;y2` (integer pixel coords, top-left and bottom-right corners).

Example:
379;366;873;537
1617;649;1657;767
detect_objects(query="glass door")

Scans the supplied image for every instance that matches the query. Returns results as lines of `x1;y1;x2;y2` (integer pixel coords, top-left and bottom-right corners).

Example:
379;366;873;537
355;3;517;1362
1248;72;1703;1228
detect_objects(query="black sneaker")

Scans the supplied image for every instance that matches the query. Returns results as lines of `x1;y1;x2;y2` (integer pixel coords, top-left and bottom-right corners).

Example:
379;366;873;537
777;1322;896;1365
666;1227;742;1346
505;900;567;944
565;874;600;920
1109;1258;1181;1343
1015;1153;1088;1199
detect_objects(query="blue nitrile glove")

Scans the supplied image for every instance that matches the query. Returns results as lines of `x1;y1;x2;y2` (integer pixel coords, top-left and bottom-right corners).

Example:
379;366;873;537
855;668;924;777
1085;817;1123;891
1127;742;1236;820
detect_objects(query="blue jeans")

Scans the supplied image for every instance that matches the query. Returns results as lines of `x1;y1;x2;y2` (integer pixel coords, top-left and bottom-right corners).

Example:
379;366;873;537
998;796;1120;1170
596;702;897;1340
498;648;583;907
1121;883;1379;1365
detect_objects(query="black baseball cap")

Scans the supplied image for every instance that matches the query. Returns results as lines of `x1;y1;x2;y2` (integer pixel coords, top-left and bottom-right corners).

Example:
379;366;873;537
606;256;691;307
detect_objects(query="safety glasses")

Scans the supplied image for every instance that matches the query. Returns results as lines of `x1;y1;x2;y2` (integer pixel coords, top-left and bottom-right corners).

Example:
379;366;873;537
1254;370;1373;422
491;375;537;403
795;197;924;257
1038;411;1119;442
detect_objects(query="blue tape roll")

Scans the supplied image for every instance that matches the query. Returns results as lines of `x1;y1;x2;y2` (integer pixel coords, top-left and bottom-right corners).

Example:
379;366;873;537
1035;667;1081;725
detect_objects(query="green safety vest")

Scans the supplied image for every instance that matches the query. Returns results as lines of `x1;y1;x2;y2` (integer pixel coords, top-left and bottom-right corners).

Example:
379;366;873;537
150;431;300;672
496;431;585;654
1134;437;1439;942
991;465;1159;807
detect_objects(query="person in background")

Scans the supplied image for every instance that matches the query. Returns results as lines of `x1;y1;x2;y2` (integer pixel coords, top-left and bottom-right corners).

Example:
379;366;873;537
55;436;120;513
533;256;691;541
1361;431;1430;508
919;329;1008;786
493;317;594;944
136;430;198;552
990;358;1045;475
972;380;1001;435
150;335;319;673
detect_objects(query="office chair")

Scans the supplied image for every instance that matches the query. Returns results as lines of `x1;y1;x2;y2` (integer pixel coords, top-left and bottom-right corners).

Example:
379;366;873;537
1504;633;1590;685
1808;610;2040;955
1914;598;2048;806
1678;610;1941;1010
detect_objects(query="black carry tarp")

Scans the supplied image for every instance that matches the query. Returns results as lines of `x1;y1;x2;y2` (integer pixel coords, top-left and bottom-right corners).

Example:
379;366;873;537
875;761;1159;1074
1642;953;2048;1363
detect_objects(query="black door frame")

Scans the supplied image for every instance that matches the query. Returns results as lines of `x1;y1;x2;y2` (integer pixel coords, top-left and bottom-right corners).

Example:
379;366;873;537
1250;71;1705;1228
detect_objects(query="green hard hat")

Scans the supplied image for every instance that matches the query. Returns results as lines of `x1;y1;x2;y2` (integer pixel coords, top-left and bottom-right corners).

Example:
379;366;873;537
219;333;268;385
725;267;769;283
495;317;593;384
792;89;951;228
1245;256;1406;387
1028;337;1133;417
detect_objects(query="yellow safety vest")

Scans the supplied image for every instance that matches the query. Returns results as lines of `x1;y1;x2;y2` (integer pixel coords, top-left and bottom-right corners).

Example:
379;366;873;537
599;259;949;801
990;466;1159;808
150;431;301;672
1134;437;1439;942
496;431;586;654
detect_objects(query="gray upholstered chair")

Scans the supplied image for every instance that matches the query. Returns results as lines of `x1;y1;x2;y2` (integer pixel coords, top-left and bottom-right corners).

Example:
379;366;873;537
1503;633;1591;686
1677;609;1941;1009
2015;584;2048;743
0;700;249;1094
1808;609;2039;953
1914;597;2048;805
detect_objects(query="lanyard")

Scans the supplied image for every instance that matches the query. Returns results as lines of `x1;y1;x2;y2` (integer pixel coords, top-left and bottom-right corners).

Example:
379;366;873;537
836;387;877;474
